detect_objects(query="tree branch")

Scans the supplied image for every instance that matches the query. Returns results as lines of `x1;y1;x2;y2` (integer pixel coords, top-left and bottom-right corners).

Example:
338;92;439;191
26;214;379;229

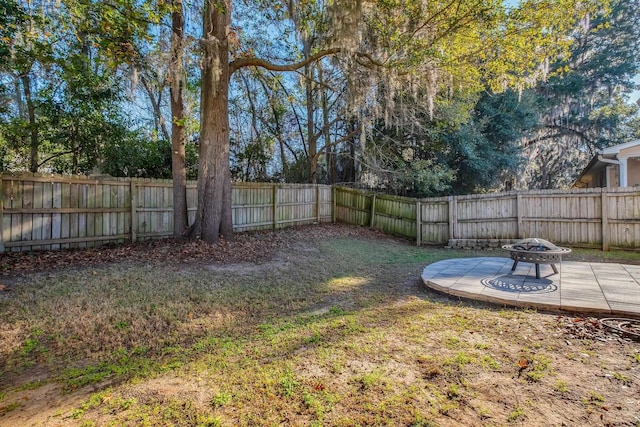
312;116;341;142
140;74;171;142
230;48;343;75
312;124;362;163
544;124;597;146
37;150;77;168
521;124;597;149
266;70;307;157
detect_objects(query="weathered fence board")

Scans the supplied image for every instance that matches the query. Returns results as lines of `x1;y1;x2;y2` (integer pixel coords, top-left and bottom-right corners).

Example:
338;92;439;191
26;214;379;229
419;199;449;244
373;194;417;239
5;174;640;252
1;174;332;252
454;194;517;239
334;187;372;227
335;186;640;250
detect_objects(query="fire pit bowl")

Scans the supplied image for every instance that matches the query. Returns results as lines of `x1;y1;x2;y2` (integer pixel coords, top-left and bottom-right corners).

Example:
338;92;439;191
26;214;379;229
502;238;571;279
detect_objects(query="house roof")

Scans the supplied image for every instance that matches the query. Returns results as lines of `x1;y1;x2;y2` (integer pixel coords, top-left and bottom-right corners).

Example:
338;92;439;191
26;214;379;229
573;155;605;188
573;139;640;188
599;139;640;155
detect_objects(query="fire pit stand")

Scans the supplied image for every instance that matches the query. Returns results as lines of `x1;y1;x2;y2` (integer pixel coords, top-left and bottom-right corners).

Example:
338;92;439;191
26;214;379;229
502;238;571;279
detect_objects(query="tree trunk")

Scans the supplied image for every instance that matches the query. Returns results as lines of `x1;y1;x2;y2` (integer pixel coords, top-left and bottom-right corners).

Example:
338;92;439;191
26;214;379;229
319;63;333;184
196;0;233;243
192;1;344;241
170;0;188;237
305;62;317;184
21;74;38;173
71;138;78;174
141;75;171;143
256;76;291;179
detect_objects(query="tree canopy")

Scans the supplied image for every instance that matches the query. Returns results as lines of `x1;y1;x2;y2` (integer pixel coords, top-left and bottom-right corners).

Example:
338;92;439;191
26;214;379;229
1;0;639;241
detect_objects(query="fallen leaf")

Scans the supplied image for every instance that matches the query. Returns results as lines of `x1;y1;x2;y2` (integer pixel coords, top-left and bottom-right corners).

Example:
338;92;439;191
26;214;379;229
0;224;379;276
312;382;325;391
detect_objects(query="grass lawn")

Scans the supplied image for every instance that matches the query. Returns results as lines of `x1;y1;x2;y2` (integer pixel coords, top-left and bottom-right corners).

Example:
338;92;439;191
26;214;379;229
0;224;639;426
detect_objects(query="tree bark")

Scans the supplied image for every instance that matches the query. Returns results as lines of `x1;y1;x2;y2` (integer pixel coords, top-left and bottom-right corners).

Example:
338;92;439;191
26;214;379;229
21;74;38;173
305;62;317;184
196;0;233;243
170;0;189;237
257;75;300;179
319;63;333;184
194;2;354;241
141;74;171;143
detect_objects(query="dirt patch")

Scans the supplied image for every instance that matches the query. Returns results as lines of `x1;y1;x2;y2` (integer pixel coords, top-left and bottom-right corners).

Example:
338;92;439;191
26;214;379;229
0;382;86;426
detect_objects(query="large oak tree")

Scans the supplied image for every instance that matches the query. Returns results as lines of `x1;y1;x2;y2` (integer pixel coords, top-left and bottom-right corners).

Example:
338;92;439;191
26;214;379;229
193;0;602;242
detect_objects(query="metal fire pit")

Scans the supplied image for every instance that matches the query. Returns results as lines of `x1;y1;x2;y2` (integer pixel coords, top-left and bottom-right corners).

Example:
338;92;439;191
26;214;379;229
502;238;571;279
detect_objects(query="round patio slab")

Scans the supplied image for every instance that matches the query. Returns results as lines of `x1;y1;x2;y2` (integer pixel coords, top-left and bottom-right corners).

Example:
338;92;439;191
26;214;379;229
421;257;640;318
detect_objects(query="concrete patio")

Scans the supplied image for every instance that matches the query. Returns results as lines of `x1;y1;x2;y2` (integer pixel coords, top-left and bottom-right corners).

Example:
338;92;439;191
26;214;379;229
421;257;640;318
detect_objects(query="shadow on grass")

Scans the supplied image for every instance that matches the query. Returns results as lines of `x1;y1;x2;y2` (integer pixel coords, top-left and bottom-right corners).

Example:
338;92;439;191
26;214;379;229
0;232;564;423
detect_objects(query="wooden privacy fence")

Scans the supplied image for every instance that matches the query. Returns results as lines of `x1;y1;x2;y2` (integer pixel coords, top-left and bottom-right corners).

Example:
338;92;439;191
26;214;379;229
3;173;639;252
334;186;640;250
0;173;332;252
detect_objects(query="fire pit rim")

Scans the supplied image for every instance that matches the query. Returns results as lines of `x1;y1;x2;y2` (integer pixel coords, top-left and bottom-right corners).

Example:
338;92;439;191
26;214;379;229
501;244;572;255
501;238;571;279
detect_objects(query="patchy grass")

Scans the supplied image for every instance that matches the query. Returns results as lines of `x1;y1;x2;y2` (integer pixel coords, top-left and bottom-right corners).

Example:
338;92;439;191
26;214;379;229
0;224;639;426
566;247;640;264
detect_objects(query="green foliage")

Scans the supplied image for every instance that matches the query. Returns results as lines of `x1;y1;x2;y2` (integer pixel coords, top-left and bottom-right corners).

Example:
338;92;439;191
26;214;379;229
210;392;232;408
0;0;172;176
230;136;274;181
507;406;524;422
364;88;536;196
439;90;535;194
60;350;156;391
0;0;26;63
613;372;632;386
554;380;569;393
279;366;298;397
1;0;634;195
519;0;640;188
102;136;198;179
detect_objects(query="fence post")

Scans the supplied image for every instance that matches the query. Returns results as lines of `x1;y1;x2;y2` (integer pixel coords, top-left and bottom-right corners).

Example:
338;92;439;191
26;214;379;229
316;185;321;224
516;192;523;239
272;185;278;229
448;195;457;240
601;190;609;251
370;194;377;227
130;180;137;243
416;200;421;246
332;186;336;223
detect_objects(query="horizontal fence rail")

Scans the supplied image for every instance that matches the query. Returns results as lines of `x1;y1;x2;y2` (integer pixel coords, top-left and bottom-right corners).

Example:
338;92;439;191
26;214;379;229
0;173;332;252
334;186;640;251
2;173;639;252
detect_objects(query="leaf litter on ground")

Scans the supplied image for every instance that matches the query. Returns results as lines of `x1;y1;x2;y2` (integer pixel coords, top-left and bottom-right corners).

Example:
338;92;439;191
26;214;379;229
0;223;388;277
